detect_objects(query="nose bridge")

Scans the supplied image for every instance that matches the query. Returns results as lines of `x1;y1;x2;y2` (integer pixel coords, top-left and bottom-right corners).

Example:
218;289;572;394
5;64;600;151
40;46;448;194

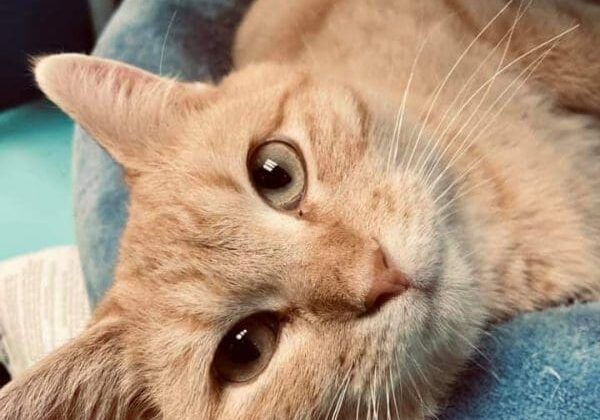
330;173;392;236
297;173;404;315
300;219;372;314
300;214;409;317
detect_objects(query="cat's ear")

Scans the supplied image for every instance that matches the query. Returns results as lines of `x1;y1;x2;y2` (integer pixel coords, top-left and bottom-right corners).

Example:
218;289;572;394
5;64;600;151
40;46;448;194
0;319;155;419
34;54;215;172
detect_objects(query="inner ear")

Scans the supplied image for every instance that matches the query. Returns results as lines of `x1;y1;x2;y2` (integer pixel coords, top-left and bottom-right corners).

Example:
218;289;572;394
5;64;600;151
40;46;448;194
34;54;215;172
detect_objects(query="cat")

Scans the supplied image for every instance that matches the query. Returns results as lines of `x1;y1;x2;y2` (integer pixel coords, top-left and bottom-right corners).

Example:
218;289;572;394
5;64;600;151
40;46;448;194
1;0;600;418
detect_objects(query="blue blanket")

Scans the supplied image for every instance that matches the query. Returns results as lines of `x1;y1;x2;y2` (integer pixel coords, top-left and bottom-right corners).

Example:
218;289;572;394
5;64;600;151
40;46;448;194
74;1;600;418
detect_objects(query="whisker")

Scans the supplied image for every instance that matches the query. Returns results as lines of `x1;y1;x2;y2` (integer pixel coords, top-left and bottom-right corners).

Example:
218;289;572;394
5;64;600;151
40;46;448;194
387;39;423;173
385;371;391;420
458;43;561;153
501;23;579;75
387;17;451;174
432;152;488;206
406;356;426;419
411;332;444;377
409;1;514;174
436;177;496;224
428;39;561;199
424;27;572;192
159;10;178;76
326;367;352;420
420;0;532;183
388;362;400;417
399;14;460;178
440;320;501;381
370;365;379;420
325;370;347;420
332;371;352;420
479;328;504;350
394;352;404;417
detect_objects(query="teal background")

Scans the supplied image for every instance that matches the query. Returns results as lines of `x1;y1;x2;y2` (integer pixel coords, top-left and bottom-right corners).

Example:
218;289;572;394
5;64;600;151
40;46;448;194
0;100;75;260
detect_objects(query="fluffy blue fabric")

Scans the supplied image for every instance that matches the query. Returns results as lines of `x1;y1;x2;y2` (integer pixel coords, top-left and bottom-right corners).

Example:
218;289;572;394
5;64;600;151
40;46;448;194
442;303;599;419
74;1;600;417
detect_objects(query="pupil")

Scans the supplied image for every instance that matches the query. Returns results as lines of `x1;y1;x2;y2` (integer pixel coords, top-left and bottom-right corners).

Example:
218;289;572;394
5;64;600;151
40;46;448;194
227;329;261;365
253;159;291;189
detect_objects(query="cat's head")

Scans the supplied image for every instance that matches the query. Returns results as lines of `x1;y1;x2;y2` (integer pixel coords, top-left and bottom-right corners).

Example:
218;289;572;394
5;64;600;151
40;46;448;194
0;54;485;419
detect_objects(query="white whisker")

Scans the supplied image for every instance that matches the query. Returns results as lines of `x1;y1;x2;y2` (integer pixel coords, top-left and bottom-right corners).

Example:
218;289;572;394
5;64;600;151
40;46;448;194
405;354;426;419
421;0;532;183
332;370;352;420
436;177;495;224
427;24;577;191
159;10;178;76
385;371;391;420
410;1;514;174
327;367;352;420
439;320;501;381
388;362;400;417
399;14;456;177
387;17;450;174
428;39;561;199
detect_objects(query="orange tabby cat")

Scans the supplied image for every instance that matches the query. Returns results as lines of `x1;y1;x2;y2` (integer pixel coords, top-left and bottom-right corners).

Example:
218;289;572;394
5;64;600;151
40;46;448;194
1;0;599;418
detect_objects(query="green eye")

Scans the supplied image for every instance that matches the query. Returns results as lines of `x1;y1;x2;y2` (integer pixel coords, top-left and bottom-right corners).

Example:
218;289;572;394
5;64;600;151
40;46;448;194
248;140;306;210
213;313;280;383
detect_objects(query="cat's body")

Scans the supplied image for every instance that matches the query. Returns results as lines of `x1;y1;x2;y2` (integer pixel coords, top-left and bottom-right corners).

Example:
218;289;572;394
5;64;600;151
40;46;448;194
1;0;599;419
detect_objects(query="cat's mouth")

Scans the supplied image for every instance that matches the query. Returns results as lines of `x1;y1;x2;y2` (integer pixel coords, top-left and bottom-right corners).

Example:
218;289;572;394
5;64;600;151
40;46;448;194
333;288;434;419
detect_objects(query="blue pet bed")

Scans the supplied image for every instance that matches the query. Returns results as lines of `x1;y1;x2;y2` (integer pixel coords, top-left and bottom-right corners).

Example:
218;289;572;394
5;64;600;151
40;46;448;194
74;1;600;418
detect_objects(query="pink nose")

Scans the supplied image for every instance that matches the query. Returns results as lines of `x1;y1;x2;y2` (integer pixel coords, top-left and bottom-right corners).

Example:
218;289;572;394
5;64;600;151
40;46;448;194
364;246;410;312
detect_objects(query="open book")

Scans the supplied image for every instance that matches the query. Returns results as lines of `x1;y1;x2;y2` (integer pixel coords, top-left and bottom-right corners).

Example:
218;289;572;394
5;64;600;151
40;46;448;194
0;246;91;377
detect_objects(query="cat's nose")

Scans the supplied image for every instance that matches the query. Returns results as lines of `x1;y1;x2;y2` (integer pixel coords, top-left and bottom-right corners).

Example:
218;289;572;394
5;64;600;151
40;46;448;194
364;246;410;313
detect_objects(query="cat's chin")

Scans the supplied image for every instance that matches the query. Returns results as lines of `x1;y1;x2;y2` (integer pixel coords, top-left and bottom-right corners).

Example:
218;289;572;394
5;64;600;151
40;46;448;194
340;248;485;418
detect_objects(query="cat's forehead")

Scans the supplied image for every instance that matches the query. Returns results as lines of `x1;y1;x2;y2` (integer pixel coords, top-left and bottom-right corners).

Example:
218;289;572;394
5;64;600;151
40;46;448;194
173;65;373;190
278;82;371;184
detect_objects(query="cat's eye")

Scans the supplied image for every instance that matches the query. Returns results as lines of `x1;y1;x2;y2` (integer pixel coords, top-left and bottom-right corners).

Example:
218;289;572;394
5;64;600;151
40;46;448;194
213;312;280;383
248;139;306;210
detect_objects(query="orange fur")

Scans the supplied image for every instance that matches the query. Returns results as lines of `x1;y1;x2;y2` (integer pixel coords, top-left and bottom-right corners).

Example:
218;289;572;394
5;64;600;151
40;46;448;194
1;1;599;418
